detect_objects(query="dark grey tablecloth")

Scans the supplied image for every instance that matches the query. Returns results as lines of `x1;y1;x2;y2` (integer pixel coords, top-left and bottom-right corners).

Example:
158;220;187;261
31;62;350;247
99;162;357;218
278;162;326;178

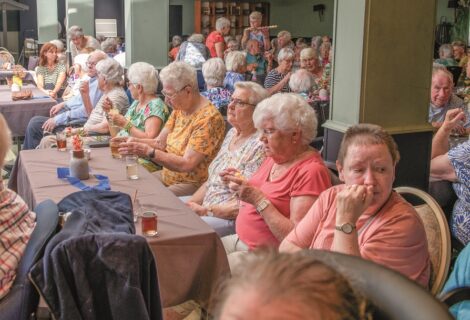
14;147;230;307
0;85;56;137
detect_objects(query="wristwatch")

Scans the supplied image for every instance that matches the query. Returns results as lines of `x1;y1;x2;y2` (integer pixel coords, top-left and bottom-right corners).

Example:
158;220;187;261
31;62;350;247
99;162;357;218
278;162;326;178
255;199;270;214
335;223;356;234
147;148;156;159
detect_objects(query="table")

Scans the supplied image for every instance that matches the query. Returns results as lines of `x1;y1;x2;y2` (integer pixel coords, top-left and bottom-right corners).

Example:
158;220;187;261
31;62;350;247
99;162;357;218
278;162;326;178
0;84;56;137
14;148;230;308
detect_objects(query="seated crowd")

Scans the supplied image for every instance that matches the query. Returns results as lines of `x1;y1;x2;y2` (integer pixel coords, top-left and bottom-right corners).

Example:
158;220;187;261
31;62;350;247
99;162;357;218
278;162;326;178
4;14;470;319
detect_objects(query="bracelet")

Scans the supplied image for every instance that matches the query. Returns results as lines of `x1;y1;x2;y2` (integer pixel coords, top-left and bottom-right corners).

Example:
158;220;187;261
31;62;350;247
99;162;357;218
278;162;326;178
123;121;133;132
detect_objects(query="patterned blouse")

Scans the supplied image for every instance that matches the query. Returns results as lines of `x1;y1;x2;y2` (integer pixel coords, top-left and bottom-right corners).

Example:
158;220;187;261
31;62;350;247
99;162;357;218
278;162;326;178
203;128;265;207
201;87;232;112
224;72;245;93
448;141;470;244
36;63;67;90
0;186;36;299
161;103;225;187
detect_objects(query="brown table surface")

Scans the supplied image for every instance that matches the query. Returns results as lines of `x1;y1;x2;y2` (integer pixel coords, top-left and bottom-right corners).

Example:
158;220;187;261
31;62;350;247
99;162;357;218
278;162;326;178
0;84;56;137
15;147;230;308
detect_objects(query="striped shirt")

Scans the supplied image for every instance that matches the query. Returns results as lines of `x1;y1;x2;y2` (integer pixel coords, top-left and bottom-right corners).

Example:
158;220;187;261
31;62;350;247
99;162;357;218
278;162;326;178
0;186;36;299
36;63;67;90
85;86;130;130
264;69;290;93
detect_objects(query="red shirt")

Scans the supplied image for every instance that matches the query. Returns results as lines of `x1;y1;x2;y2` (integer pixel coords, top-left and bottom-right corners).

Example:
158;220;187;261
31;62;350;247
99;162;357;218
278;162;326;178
206;31;225;58
236;153;331;249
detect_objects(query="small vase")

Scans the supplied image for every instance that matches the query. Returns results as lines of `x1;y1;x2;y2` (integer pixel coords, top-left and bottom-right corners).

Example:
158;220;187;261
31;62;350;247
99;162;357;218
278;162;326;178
70;150;89;180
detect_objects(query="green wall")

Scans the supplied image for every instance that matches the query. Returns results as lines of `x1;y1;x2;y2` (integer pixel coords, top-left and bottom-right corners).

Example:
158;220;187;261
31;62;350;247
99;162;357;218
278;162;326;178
169;0;194;36
269;0;334;38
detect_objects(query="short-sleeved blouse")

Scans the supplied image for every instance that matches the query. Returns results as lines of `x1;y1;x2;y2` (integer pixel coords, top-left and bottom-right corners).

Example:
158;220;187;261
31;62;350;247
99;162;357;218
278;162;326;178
264;69;290;92
203;128;265;207
206;31;225;58
223;72;245;92
118;97;170;137
161;102;225;186
448;141;470;244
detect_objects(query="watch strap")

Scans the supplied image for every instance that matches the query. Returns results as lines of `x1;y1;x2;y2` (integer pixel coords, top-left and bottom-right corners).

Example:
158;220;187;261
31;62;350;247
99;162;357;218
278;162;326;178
148;148;156;159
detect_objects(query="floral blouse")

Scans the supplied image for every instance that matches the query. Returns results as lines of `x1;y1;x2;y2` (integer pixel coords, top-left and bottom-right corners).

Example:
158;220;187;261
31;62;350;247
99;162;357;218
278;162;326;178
118;98;169;137
202;128;265;207
448;141;470;245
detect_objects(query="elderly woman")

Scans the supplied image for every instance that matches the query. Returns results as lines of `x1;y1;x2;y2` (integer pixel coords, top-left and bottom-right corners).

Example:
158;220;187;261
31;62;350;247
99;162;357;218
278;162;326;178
107;62;169;139
118;62;225;196
264;48;294;95
206;17;231;58
201;58;231;114
37;58;129;148
176;33;211;91
280;123;430;287
224;51;247;92
0;114;36;299
241;11;270;52
36;42;67;99
300;48;324;87
320;41;332;66
68;25;100;59
101;37;118;57
221;93;331;267
435;44;457;67
187;82;268;236
212;251;369;320
289;69;315;102
271;30;294;65
430;109;470;245
49;39;66;64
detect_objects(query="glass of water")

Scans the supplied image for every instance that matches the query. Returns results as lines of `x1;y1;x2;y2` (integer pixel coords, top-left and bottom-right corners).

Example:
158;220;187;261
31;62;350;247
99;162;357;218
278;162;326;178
126;155;139;180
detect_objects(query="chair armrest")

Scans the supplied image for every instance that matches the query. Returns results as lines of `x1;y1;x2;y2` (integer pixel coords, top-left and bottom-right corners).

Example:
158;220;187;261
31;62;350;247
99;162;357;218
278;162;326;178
440;287;470;307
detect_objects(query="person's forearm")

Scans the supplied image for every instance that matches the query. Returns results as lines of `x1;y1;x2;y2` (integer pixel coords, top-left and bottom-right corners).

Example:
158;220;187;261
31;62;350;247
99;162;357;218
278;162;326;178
260;204;295;241
85;121;109;134
332;231;361;256
152;149;200;173
267;79;286;95
189;182;207;204
81;93;93;115
212;200;239;219
431;125;451;159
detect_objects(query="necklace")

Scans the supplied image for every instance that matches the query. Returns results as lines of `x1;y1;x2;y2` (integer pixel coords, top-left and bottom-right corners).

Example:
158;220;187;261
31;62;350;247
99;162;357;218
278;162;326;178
269;148;312;181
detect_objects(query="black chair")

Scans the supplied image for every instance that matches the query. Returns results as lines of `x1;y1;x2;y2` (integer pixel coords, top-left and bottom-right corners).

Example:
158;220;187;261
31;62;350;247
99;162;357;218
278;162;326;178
307;250;453;320
440;286;470;308
0;199;59;320
446;66;463;87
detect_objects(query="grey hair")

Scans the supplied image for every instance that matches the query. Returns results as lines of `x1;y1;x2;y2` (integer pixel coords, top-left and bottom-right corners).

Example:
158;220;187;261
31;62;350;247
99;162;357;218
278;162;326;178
49;39;64;52
225;51;246;72
0;114;11;169
432;65;454;87
188;33;205;43
289;69;314;93
277;30;292;42
249;11;262;20
127;62;159;94
278;48;295;62
234;81;269;105
96;57;123;85
300;47;318;60
68;25;84;39
73;53;89;72
202;58;226;87
439;44;453;59
253;93;318;145
160;61;198;92
101;37;118;53
216;17;231;31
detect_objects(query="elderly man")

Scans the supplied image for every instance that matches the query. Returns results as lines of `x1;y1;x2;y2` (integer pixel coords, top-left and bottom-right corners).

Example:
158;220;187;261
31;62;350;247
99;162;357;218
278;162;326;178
452;40;468;67
68;26;100;59
23;50;107;150
429;66;470;134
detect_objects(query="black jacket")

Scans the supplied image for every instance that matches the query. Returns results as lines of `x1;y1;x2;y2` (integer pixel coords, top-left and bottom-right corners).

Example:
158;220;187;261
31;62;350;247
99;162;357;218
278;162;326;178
29;191;163;320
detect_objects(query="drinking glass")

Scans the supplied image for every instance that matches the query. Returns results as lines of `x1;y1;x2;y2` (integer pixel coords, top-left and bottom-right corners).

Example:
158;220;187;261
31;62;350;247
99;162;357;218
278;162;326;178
141;211;158;236
126;155;139;180
56;131;67;151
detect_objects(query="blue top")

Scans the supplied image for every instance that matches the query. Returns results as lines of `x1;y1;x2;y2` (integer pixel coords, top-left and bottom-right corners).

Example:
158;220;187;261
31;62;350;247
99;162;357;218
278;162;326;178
201;87;232;111
224;72;245;93
448;141;470;245
54;77;103;126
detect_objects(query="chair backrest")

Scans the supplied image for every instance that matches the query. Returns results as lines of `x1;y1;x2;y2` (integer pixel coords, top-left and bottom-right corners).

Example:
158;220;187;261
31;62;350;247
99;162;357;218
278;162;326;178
395;186;451;295
308;250;453;320
446;66;463;87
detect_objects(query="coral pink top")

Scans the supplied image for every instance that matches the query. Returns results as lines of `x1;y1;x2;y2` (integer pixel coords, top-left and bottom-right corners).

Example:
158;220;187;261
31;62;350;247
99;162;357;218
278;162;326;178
206;31;225;58
285;185;431;287
236;152;331;249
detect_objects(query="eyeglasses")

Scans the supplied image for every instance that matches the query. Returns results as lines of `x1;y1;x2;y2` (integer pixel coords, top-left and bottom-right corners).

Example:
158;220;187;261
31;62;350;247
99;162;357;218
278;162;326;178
161;85;189;100
87;60;97;67
228;98;256;108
